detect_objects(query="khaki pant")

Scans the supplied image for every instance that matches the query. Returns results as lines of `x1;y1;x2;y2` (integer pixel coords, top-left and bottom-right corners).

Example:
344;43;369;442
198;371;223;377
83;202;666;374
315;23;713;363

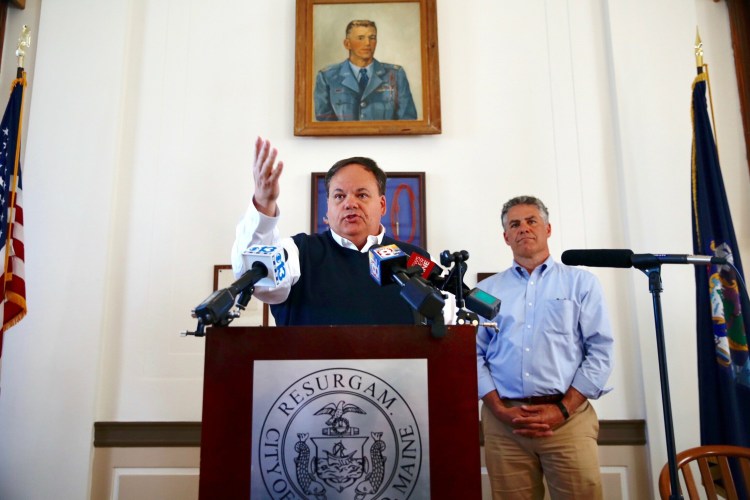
481;400;603;500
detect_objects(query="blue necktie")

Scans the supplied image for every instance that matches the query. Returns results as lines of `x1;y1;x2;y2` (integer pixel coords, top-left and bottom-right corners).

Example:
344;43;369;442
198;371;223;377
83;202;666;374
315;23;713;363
358;68;369;94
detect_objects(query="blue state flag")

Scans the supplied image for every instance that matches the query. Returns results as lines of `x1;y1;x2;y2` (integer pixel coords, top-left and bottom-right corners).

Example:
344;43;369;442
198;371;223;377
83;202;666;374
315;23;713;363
691;70;750;451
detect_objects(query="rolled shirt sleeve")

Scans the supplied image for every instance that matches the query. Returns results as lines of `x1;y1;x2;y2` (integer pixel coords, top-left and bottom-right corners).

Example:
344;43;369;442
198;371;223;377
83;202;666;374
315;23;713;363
230;203;300;305
477;323;500;398
570;281;614;399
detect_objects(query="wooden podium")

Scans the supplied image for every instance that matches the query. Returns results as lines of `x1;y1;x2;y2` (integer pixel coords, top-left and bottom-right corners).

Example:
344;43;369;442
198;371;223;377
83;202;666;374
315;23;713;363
199;324;481;499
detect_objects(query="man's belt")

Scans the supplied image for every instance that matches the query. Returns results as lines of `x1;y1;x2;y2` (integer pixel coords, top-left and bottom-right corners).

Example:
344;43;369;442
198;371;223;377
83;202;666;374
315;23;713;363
502;394;563;405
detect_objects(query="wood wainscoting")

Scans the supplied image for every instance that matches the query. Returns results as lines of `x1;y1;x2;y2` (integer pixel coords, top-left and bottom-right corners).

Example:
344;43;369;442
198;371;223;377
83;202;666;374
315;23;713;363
92;420;651;500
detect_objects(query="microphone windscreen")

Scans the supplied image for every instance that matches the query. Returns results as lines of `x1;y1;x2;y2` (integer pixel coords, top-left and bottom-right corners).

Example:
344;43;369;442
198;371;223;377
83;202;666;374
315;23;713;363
561;249;634;268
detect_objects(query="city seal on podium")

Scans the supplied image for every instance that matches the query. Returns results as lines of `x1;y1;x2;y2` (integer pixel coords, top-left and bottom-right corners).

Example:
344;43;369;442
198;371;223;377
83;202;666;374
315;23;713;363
257;367;426;499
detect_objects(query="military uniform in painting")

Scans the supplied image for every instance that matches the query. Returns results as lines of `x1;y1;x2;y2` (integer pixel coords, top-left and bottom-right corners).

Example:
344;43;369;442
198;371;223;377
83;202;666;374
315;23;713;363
314;59;417;121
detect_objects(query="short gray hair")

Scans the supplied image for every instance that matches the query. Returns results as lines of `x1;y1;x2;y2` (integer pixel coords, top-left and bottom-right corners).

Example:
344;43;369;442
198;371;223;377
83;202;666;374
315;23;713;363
501;195;550;229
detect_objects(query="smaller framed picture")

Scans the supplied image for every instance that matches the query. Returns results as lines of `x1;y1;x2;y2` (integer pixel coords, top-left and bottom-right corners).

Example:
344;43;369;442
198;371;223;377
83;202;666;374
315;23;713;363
311;171;426;249
213;265;273;327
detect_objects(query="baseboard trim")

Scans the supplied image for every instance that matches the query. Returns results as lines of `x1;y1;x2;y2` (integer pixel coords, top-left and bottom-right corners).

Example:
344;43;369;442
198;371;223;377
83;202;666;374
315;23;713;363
94;422;202;447
598;419;647;446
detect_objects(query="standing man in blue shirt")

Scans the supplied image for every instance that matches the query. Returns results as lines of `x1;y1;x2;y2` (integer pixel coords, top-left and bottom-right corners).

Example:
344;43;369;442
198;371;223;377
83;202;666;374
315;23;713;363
314;20;418;121
476;196;614;500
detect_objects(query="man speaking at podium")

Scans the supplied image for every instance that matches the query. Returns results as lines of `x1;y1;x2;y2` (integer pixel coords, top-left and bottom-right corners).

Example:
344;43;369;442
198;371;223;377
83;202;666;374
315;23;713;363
476;196;614;500
231;137;428;326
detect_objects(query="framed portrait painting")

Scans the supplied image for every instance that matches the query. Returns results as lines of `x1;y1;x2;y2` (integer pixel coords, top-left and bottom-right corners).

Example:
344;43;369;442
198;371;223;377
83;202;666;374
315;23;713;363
311;171;426;249
294;0;441;136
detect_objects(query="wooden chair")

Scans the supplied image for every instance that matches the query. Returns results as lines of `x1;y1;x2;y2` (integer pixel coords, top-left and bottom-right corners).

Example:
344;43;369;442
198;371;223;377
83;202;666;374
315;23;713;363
658;445;750;499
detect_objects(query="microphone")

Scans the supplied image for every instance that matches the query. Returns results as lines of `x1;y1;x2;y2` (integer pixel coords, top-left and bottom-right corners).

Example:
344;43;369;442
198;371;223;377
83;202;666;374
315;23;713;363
190;288;236;328
440;249;469;267
465;287;502;320
407;252;443;281
409;249;502;321
191;245;288;328
240;245;288;287
399;277;446;319
368;244;445;318
561;249;634;268
630;253;728;267
561;249;727;269
369;244;409;285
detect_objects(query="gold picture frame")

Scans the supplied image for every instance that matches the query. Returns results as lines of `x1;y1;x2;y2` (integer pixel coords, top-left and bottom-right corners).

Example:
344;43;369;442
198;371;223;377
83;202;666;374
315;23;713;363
294;0;441;136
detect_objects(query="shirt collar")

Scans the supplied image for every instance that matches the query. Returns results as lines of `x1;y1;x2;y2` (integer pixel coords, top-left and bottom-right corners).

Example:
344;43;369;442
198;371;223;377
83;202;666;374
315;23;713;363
330;225;385;253
513;255;555;278
349;61;373;78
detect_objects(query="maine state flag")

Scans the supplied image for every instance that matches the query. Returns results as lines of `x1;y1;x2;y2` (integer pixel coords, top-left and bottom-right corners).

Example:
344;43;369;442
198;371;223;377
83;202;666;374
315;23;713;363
691;70;750;449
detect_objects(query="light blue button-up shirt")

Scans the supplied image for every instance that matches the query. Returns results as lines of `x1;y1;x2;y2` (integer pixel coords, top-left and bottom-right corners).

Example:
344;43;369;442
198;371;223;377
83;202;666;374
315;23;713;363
476;256;614;400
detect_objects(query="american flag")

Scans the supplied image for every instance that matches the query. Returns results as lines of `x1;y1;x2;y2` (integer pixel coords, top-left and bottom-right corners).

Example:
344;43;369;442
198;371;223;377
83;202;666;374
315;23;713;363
0;73;27;357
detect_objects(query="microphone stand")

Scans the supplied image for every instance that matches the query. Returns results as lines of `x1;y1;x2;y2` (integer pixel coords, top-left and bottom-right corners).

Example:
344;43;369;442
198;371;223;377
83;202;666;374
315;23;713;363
440;251;480;326
181;271;261;337
635;263;682;500
393;266;447;338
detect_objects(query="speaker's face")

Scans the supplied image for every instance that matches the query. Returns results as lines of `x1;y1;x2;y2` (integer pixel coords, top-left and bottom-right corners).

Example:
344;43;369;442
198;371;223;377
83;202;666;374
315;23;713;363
326;164;386;249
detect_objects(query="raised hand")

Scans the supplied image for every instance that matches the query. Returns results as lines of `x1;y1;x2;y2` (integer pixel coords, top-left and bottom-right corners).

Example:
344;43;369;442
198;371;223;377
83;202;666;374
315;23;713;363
252;136;284;216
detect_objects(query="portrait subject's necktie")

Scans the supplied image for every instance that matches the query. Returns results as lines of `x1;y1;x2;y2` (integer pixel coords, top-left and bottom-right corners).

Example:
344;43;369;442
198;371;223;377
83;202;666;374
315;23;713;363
358;68;369;94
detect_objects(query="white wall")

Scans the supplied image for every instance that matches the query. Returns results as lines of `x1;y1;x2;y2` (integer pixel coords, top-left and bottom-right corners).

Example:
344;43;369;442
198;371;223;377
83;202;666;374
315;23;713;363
0;0;747;498
0;1;129;499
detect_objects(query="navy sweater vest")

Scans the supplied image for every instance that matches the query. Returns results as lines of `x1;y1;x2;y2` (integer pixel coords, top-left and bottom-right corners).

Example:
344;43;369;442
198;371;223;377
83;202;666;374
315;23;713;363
270;231;428;326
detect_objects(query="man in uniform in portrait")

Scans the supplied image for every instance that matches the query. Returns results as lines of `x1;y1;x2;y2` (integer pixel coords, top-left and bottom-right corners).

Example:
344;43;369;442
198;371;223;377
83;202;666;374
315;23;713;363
314;20;418;121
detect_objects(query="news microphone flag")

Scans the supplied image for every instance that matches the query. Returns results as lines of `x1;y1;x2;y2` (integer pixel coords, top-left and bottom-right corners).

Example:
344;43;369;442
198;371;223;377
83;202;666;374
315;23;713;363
241;245;287;288
407;252;437;278
0;72;27;358
369;244;407;285
691;69;750;449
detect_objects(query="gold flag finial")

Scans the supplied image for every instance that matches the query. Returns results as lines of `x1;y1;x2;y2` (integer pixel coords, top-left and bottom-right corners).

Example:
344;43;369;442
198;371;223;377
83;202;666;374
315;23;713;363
695;27;704;69
15;25;31;69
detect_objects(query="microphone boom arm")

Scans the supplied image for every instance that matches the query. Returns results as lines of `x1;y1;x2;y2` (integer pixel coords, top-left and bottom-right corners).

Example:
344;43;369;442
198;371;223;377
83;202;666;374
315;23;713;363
182;264;267;337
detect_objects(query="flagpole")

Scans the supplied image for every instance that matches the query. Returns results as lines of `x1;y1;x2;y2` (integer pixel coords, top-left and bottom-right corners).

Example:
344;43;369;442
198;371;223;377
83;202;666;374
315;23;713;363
3;26;28;282
695;28;703;74
696;29;723;158
15;24;30;79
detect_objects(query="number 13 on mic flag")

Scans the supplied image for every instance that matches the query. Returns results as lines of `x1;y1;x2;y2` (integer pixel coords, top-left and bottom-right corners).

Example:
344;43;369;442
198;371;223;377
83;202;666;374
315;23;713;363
0;73;28;358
